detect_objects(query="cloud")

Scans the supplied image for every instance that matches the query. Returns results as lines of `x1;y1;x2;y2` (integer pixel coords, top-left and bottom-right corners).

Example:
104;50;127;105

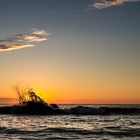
31;30;48;35
0;44;34;52
0;29;49;52
89;0;140;9
11;34;47;42
9;29;49;42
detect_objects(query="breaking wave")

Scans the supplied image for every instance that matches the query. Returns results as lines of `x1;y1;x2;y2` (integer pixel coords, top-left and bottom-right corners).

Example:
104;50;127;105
0;126;140;137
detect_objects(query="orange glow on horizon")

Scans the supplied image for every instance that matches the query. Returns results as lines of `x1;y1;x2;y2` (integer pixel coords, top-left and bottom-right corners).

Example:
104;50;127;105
0;77;139;105
0;98;140;105
0;88;140;105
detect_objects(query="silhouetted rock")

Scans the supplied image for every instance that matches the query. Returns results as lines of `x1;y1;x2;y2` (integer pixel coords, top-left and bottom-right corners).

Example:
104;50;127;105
25;101;52;115
65;106;98;115
50;104;59;109
10;101;58;115
8;101;66;115
64;106;140;115
0;105;140;115
0;106;11;114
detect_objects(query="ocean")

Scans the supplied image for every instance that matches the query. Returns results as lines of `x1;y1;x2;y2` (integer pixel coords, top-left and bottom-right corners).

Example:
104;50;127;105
0;104;140;140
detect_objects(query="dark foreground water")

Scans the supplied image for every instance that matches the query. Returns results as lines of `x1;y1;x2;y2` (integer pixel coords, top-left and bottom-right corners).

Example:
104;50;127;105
0;105;140;140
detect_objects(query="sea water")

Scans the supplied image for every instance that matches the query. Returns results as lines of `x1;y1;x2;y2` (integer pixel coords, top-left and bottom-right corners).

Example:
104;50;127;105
0;105;140;140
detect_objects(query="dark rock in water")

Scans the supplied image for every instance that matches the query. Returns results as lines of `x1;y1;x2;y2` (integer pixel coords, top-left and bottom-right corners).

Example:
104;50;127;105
64;106;140;115
97;107;140;115
25;101;53;115
0;104;140;115
11;105;26;114
0;106;11;114
11;101;58;115
50;104;59;109
66;106;98;115
64;106;97;115
10;101;65;115
50;104;65;114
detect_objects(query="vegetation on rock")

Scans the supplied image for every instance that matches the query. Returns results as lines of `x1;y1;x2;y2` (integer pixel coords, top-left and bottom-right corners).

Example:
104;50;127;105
14;86;46;105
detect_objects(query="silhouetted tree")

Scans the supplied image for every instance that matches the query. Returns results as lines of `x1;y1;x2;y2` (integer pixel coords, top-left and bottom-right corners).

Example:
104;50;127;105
14;85;45;105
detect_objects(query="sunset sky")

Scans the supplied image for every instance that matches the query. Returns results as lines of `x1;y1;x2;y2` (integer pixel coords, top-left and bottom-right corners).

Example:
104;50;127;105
0;0;140;104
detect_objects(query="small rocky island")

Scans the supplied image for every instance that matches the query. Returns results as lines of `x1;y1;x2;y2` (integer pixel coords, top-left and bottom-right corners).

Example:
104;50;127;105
0;87;140;115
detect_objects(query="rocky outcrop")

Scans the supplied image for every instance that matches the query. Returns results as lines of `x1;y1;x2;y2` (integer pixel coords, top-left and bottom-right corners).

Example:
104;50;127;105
0;104;140;115
64;106;140;115
10;101;65;115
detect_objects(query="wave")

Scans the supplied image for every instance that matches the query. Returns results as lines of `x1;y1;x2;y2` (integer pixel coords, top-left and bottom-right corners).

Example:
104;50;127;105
0;126;140;138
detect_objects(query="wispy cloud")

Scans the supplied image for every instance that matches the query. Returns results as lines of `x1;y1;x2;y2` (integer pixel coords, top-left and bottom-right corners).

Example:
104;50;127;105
0;29;49;52
89;0;140;9
0;44;33;52
8;30;49;42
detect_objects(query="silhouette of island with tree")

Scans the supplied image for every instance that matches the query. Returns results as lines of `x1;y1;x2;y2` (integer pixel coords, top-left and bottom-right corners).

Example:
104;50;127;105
11;86;63;115
0;86;140;115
